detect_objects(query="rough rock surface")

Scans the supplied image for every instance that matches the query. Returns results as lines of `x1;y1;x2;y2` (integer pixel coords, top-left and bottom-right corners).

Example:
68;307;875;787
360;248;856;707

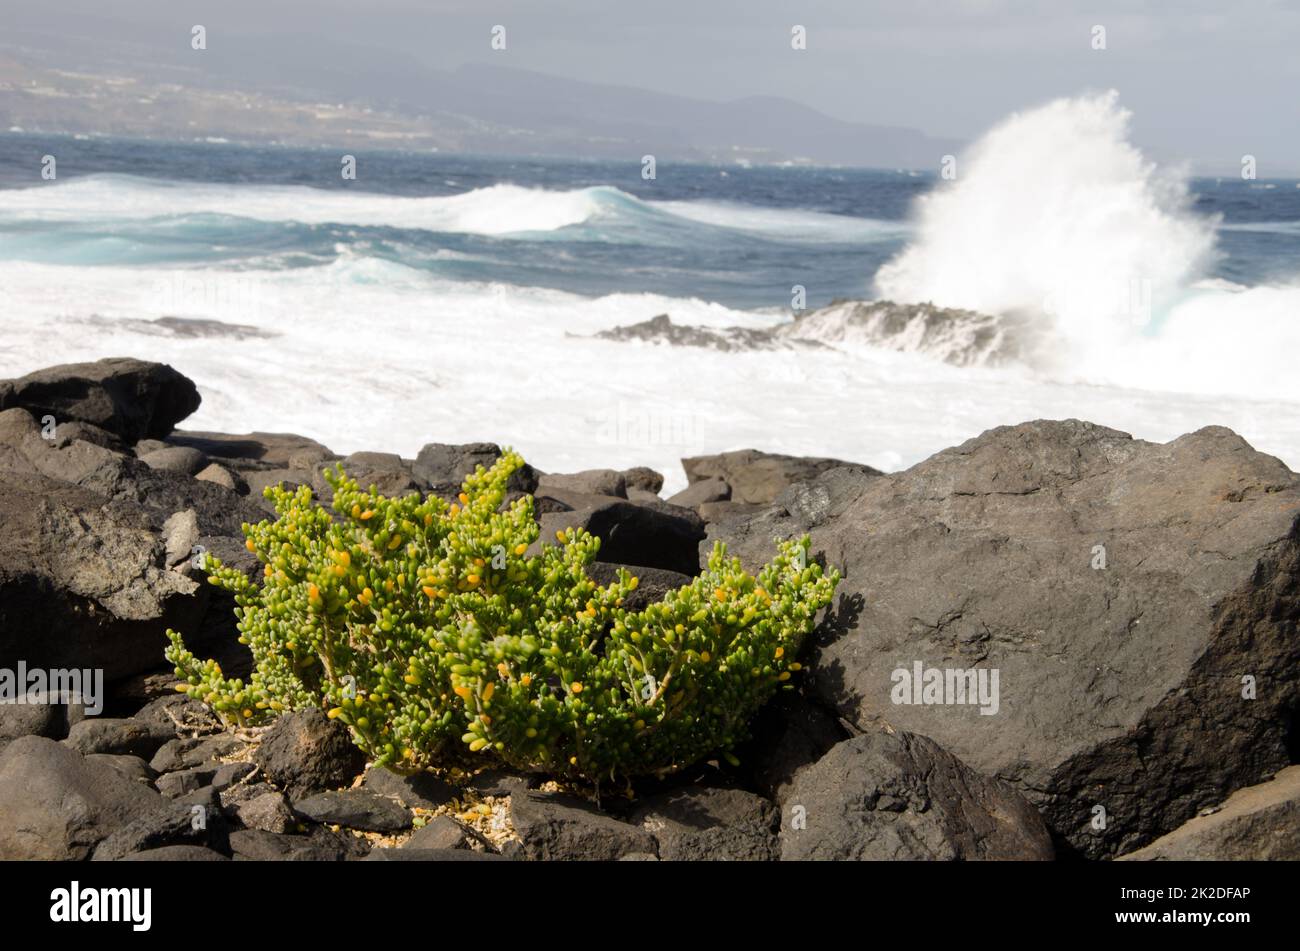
139;445;208;475
403;816;480;851
0;736;170;859
1118;766;1300;861
537;469;628;498
779;731;1054;860
413;442;538;497
0;691;69;750
510;790;657;861
118;845;230;861
535;493;705;575
231;791;297;834
0;358;201;443
0;474;206;681
164;430;336;469
709;421;1300;858
682;448;877;504
633;786;779;860
362;767;455;810
292;789;413;833
252;709;366;798
620;467;664;494
666;476;730;508
742;691;851;806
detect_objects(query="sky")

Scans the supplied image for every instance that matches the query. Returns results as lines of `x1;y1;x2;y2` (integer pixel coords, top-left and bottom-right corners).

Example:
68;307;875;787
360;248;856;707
5;0;1299;172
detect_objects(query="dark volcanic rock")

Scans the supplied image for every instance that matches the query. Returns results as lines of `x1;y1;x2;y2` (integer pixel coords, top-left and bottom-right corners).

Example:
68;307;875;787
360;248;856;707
165;430;337;469
51;420;127;452
779;731;1054;861
293;789;413;833
231;791;296;834
364;847;505;861
84;753;156;787
228;827;365;861
403;816;482;851
0;690;69;750
1119;766;1300;861
117;845;229;861
252;709;365;798
633;786;779;861
150;733;246;773
621;467;664;494
78;456;270;538
536;494;706;576
362;767;456;810
666;476;730;508
742;691;852;806
696;500;766;524
593;313;803;352
464;767;536;798
194;462;247;493
413;442;538;497
0;358;200;443
710;420;1300;859
0;474;205;682
537;469;627;498
91;801;218;860
64;717;171;759
228;829;330;861
682;448;877;505
313;451;421;503
583;562;694;612
156;765;220;798
510;790;657;861
131;695;221;740
139;445;208;475
0;736;170;860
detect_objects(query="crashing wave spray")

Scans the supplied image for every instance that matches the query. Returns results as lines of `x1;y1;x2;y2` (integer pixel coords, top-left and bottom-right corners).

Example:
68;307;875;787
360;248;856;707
875;91;1218;364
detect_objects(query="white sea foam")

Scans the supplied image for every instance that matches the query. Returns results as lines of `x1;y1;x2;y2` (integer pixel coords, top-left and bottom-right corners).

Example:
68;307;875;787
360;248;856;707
875;90;1300;402
1;256;1296;493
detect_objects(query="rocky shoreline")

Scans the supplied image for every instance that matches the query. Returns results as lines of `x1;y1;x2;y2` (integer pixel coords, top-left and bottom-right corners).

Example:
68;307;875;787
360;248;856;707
1;357;1297;862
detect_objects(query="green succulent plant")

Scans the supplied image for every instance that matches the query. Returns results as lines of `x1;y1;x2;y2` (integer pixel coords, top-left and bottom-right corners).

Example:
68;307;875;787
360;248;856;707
166;450;839;784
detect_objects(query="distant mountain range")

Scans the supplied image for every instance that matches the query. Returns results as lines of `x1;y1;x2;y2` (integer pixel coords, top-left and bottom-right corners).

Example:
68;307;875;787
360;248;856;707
0;50;957;168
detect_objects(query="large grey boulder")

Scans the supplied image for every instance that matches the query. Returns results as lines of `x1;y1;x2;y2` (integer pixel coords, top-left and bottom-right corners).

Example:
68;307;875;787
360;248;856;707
0;474;205;681
779;731;1054;861
0;358;200;443
708;420;1300;858
681;448;880;504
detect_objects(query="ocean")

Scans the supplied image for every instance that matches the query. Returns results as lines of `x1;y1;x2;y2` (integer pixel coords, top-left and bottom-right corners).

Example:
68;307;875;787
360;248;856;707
2;93;1298;491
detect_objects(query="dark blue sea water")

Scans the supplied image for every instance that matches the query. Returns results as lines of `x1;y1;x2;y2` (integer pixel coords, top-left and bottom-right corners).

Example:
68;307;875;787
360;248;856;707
1;132;1297;311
